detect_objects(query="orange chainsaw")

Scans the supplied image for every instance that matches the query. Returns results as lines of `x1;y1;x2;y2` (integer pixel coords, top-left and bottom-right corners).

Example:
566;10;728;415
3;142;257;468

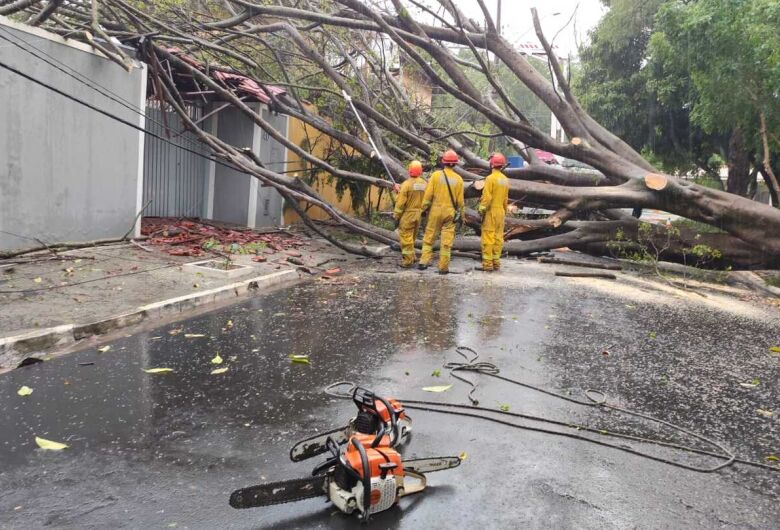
229;432;461;521
289;386;412;462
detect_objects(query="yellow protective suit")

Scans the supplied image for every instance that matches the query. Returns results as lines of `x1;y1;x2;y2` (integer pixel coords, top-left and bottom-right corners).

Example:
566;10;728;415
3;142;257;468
478;169;509;270
420;167;464;272
393;176;427;267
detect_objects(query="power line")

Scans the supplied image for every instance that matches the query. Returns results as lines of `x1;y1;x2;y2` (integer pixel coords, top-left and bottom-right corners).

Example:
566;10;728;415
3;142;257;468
0;26;210;154
0;56;251;176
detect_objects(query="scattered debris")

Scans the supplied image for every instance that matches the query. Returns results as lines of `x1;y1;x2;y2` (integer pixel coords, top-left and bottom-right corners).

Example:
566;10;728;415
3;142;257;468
185;333;207;338
97;346;111;353
289;355;310;364
539;257;622;270
422;384;452;392
35;436;68;451
756;409;774;418
143;368;174;374
17;385;33;396
555;271;617;279
211;354;223;365
141;217;306;257
211;367;229;375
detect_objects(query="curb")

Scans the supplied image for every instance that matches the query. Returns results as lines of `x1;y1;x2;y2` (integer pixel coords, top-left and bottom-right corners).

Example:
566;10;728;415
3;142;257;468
0;269;299;369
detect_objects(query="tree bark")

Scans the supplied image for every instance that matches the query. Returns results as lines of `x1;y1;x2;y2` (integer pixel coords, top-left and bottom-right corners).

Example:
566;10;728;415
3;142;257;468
726;128;752;197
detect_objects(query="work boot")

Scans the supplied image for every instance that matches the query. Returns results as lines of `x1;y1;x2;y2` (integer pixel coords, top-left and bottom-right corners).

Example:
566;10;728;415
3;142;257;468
417;263;429;270
399;262;413;269
438;268;449;275
493;261;500;271
476;262;493;272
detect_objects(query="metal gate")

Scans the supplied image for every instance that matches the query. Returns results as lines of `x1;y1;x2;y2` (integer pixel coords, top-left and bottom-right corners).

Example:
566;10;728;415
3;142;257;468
142;102;209;218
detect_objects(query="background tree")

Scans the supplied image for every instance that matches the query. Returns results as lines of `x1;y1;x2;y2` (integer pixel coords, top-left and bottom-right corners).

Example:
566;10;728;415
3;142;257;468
575;0;780;201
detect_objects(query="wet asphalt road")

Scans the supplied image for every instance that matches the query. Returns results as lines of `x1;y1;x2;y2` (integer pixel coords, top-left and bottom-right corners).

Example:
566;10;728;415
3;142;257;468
1;261;779;529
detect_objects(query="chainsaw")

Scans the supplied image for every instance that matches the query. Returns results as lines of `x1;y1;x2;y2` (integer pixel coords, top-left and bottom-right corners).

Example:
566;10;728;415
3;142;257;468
289;386;412;462
230;433;461;521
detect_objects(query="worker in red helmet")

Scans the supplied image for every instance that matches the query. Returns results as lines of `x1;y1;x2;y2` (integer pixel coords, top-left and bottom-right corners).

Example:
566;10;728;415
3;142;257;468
418;149;464;274
477;152;510;271
393;161;428;268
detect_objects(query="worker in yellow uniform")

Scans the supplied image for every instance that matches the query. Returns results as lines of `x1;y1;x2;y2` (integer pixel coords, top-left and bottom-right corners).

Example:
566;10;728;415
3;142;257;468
393;161;427;268
419;150;465;275
477;152;510;271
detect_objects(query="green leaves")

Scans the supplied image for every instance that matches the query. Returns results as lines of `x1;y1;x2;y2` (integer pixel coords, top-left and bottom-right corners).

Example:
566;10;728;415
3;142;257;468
422;384;452;393
35;436;68;450
17;386;33;396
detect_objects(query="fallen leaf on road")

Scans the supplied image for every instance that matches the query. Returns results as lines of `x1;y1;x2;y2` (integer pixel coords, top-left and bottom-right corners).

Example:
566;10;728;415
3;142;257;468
290;355;310;364
226;320;234;329
770;346;780;355
17;386;33;396
211;354;223;365
35;436;68;450
459;452;467;461
33;277;42;283
431;369;441;377
740;378;761;388
766;455;778;462
168;328;183;336
185;334;206;338
210;367;229;375
757;409;774;417
498;403;510;412
422;384;452;392
97;346;111;353
143;368;173;374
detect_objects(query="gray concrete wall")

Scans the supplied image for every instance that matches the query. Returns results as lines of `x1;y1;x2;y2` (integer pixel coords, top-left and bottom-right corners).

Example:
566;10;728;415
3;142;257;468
0;17;146;251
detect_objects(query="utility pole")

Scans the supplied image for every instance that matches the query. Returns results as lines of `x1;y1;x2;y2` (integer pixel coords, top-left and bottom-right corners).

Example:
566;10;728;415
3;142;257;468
496;0;502;35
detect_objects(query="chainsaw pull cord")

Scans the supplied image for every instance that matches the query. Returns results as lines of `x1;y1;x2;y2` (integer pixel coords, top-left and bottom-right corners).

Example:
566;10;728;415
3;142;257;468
442;346;735;472
322;352;775;473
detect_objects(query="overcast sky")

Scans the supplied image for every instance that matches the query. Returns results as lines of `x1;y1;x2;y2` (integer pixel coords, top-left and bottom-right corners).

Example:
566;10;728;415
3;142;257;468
454;0;607;56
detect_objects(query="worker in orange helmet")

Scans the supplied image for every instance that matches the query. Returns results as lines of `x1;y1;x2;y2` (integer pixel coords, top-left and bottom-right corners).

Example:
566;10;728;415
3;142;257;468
393;161;427;268
418;149;465;274
477;152;510;271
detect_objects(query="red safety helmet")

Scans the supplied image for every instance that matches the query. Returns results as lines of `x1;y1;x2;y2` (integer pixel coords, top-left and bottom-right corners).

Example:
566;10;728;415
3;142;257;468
408;160;423;177
489;152;507;168
441;149;460;165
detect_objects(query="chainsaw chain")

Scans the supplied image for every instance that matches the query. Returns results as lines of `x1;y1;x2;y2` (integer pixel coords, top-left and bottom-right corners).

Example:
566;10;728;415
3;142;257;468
230;476;326;508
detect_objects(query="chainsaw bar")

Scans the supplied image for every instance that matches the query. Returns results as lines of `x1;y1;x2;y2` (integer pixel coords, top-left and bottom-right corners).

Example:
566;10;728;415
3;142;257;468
402;456;462;474
229;475;327;509
230;456;461;509
289;425;350;462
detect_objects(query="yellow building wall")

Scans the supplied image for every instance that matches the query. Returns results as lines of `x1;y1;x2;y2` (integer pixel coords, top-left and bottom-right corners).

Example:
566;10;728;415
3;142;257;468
283;115;394;224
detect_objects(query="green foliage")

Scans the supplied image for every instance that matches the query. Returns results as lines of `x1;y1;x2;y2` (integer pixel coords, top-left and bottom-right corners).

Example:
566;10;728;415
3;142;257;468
575;0;780;176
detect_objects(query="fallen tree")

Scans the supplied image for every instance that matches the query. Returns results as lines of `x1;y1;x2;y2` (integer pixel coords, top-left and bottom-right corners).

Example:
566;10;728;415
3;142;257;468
4;0;780;269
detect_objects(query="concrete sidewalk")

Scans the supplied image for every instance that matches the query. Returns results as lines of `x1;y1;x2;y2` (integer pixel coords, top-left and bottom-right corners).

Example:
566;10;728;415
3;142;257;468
0;230;364;370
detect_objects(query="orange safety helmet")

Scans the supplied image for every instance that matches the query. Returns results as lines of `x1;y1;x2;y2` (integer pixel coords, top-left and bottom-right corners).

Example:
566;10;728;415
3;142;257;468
441;149;460;165
408;160;423;177
489;152;507;168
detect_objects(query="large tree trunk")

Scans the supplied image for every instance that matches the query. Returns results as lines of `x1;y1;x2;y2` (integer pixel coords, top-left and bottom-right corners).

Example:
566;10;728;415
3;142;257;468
726;128;752;197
